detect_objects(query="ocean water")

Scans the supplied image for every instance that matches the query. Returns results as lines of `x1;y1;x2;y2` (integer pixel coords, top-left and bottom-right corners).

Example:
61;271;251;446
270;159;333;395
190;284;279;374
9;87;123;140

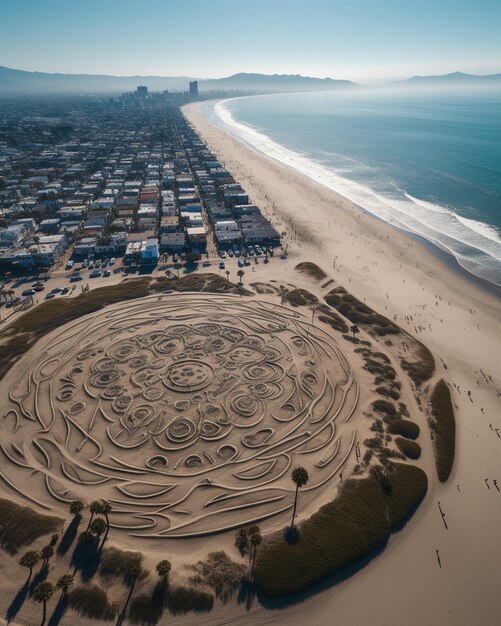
203;88;501;287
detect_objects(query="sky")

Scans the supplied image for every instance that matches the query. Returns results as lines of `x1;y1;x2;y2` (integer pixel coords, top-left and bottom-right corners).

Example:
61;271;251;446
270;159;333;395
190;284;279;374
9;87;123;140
0;0;500;82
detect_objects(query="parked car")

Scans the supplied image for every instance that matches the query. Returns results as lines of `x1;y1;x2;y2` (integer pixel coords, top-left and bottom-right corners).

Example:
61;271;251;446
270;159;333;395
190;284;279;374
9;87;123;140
95;259;102;268
237;259;244;268
88;261;95;269
70;274;83;282
65;260;74;270
45;293;56;299
89;270;102;278
103;269;111;277
22;288;36;296
219;261;225;270
61;287;70;294
110;257;116;265
34;285;45;292
50;287;62;293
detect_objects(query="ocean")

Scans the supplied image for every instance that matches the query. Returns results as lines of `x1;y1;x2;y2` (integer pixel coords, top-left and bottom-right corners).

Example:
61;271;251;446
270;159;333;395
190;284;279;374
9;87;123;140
202;88;501;287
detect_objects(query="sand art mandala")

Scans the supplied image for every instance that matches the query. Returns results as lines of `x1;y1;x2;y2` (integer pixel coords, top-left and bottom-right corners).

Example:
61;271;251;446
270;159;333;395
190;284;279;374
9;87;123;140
0;294;360;538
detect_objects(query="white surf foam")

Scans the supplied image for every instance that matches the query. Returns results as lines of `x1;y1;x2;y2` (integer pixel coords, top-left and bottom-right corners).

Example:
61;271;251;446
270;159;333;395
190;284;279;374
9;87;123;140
212;99;501;286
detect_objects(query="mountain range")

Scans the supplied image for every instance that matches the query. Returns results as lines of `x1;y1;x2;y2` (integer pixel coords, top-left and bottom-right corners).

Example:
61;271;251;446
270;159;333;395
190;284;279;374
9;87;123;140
0;66;500;96
0;67;357;96
398;71;501;85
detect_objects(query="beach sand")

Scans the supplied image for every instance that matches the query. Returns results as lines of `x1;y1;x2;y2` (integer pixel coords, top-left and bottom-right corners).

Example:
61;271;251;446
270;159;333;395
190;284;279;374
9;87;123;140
0;102;499;626
182;102;501;625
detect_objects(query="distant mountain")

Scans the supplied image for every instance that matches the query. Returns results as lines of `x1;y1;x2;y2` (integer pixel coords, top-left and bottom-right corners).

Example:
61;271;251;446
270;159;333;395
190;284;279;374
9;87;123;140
0;66;195;95
0;66;358;96
399;71;501;85
198;72;358;92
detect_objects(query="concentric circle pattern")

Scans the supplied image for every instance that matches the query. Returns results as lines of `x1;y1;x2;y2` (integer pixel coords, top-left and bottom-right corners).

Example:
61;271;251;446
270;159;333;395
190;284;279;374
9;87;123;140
0;295;359;538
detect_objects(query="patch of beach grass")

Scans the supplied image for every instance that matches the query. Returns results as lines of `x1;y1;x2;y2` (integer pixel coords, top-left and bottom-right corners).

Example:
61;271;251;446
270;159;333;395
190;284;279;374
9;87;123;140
0;498;62;555
294;262;327;281
429;379;455;482
254;463;427;597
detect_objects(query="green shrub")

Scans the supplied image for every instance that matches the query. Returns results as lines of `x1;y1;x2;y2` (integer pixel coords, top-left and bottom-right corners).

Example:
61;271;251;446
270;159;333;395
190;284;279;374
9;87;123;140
395;437;421;459
100;546;142;577
400;341;435;387
372;399;397;417
375;386;400;401
315;304;348;333
165;586;214;614
324;288;399;336
285;289;318;308
387;419;420;440
429;379;455;482
128;593;163;625
294;262;327;281
255;463;427;598
189;551;246;600
0;498;62;555
68;585;117;620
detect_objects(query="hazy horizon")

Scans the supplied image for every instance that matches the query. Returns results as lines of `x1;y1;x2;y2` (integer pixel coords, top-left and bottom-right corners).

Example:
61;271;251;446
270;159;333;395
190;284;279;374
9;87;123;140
1;0;500;83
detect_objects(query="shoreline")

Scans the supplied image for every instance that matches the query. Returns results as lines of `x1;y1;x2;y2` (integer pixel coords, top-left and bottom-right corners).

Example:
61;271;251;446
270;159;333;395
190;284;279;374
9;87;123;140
183;100;501;626
204;96;501;295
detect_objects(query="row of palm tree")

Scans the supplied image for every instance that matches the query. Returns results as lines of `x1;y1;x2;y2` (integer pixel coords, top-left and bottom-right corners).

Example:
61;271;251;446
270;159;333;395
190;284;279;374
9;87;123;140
18;534;75;626
32;574;75;626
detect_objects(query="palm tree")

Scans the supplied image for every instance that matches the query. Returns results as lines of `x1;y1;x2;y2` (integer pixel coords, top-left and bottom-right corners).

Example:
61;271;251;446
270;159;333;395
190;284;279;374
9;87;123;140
33;580;55;626
249;527;262;580
40;545;54;570
290;466;309;530
19;550;39;584
118;559;143;626
234;527;249;557
100;500;112;536
350;324;360;340
86;500;102;530
56;573;74;598
237;269;245;285
90;517;107;541
225;269;230;282
155;559;171;583
245;525;259;571
69;499;85;517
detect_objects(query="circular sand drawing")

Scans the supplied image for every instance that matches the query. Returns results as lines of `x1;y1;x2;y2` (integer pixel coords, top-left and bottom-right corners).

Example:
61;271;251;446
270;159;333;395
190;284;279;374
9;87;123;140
0;294;360;538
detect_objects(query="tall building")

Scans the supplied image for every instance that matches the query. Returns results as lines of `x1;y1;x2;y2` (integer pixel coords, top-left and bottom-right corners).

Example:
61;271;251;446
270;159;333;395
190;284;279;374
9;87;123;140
136;85;148;97
189;81;199;98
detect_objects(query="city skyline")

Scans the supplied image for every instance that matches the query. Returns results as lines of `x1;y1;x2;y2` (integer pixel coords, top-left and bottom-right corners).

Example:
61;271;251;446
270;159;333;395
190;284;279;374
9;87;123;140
0;0;500;82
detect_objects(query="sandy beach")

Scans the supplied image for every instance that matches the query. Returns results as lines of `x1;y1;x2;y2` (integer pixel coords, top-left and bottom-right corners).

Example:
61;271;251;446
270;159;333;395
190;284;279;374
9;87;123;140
178;101;501;625
0;99;499;626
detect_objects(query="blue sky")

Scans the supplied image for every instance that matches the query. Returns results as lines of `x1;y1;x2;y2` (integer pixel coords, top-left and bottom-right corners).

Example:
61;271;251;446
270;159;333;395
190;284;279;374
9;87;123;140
0;0;500;81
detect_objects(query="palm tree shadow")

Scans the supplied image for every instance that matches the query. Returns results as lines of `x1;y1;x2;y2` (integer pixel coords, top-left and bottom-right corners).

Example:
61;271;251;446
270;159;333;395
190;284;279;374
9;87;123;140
70;536;102;581
57;516;81;556
29;563;49;595
47;594;68;626
6;581;30;623
237;578;257;611
152;579;167;607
